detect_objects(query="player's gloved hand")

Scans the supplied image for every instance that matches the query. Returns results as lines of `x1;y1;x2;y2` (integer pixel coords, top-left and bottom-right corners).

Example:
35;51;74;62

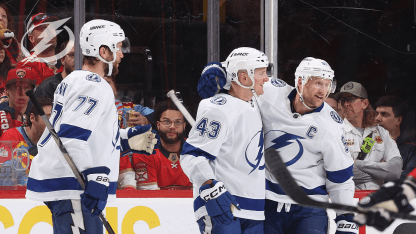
199;180;240;224
354;176;416;231
357;177;416;213
198;62;227;99
334;213;359;234
120;125;159;154
80;166;111;216
353;208;394;231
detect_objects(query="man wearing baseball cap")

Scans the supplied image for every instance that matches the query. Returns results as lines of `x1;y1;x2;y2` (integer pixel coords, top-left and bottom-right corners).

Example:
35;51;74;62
0;67;35;137
17;13;63;85
335;81;402;190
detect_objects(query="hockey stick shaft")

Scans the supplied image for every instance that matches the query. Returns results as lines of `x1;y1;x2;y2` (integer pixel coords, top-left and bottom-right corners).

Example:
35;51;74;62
26;90;116;234
167;90;196;126
265;147;416;221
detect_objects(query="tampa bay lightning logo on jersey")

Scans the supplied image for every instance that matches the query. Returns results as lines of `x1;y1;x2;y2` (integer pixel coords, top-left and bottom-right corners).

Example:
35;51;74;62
271;78;287;87
86;74;101;82
245;129;265;174
330;111;343;124
210;96;227;105
265;130;305;167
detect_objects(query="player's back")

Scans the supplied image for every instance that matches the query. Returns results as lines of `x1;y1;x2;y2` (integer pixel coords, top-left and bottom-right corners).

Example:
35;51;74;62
181;93;265;221
26;70;120;202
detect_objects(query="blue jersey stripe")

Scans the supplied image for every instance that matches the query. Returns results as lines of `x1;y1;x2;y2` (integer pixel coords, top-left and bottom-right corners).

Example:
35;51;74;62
27;177;117;195
266;179;327;196
58;124;91;141
182;142;216;160
326;164;353;184
194;194;264;212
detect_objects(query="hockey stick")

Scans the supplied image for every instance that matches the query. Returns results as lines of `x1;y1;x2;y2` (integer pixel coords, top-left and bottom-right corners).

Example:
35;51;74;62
167;90;196;126
264;147;416;221
26;90;116;234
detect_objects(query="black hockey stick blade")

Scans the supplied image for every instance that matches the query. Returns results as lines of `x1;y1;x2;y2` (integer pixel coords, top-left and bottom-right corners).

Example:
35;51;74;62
264;148;416;221
25;90;116;234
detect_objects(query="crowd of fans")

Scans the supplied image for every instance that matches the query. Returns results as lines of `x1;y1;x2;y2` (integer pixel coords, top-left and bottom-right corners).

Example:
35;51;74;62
0;6;414;197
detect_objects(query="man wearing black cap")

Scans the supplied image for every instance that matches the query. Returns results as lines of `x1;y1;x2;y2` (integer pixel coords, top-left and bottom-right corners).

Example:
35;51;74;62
0;67;35;137
335;81;402;190
17;13;63;85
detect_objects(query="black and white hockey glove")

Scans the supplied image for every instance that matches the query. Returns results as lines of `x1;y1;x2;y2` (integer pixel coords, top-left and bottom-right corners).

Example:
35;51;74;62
198;62;226;99
199;180;240;224
354;176;416;231
81;166;111;216
334;213;359;234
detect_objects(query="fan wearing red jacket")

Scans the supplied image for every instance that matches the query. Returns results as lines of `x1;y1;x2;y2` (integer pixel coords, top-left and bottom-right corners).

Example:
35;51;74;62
0;67;36;137
17;13;63;85
119;99;192;190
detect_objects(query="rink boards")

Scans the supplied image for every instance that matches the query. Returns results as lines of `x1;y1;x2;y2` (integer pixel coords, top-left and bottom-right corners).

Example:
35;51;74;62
0;189;414;234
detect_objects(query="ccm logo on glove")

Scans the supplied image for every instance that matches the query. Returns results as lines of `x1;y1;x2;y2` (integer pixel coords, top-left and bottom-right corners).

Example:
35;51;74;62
200;182;226;201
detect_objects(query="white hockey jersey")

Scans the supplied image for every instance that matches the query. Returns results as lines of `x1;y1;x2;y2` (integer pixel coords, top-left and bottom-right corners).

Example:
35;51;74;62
180;93;265;221
259;78;355;207
26;70;120;202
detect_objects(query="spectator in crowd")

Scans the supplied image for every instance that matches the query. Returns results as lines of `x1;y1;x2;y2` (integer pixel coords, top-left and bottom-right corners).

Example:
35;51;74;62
34;41;74;99
325;93;338;109
0;67;35;136
335;81;402;190
17;13;63;85
0;4;24;66
375;95;416;181
0;47;13;92
119;99;191;190
0;97;52;186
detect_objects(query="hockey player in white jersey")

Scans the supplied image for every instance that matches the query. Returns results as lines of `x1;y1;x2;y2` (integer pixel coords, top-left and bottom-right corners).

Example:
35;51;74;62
198;57;358;234
26;19;127;233
180;47;271;234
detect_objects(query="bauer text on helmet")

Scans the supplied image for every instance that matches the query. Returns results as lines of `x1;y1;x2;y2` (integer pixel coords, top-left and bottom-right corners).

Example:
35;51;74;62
222;47;273;90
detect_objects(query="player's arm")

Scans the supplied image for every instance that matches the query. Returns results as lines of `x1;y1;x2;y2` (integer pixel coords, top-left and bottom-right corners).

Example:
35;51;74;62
355;129;402;181
321;129;358;234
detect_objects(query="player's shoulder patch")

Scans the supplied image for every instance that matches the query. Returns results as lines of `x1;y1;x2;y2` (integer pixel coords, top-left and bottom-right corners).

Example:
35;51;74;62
210;96;227;105
86;73;101;82
271;78;287;87
330;111;343;124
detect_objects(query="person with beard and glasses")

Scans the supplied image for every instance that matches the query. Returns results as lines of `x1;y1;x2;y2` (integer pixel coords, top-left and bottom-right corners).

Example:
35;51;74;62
118;99;192;190
34;41;75;99
17;13;64;85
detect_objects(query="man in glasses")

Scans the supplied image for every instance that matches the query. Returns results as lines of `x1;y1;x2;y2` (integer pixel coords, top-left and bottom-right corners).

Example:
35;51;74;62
335;82;402;190
119;99;191;190
197;57;357;234
17;13;63;85
34;40;75;99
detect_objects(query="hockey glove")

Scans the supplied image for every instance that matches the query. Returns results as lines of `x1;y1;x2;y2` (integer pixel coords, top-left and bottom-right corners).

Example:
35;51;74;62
334;213;359;234
357;177;416;213
199;180;240;225
80;166;111;216
198;62;227;99
353;208;394;232
120;124;159;155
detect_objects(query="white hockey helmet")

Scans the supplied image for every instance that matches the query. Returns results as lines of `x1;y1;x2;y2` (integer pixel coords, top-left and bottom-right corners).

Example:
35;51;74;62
294;57;336;94
222;47;273;90
294;57;336;110
80;19;127;75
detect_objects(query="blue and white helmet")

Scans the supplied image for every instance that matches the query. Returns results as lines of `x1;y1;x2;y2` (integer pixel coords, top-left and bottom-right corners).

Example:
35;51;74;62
222;47;272;90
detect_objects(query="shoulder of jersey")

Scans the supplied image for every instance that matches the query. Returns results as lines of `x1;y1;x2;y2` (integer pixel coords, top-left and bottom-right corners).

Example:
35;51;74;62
201;94;241;115
65;70;103;84
315;104;345;134
261;78;293;100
